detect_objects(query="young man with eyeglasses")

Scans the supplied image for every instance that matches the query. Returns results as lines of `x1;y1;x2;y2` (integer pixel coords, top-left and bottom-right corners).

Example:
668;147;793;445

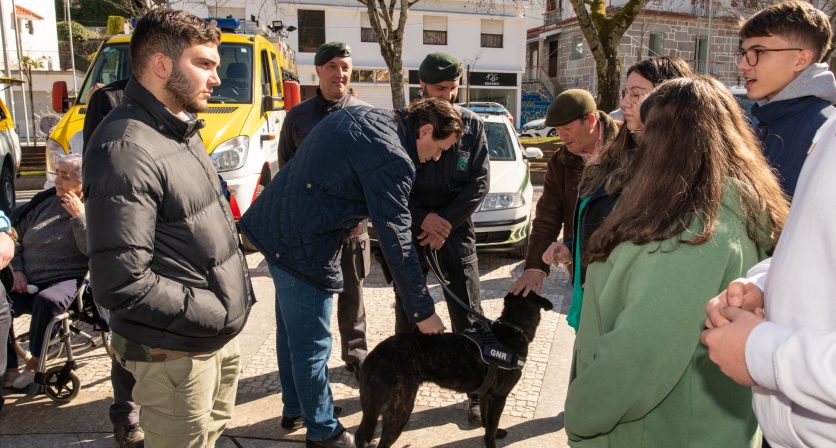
700;2;836;447
738;0;836;199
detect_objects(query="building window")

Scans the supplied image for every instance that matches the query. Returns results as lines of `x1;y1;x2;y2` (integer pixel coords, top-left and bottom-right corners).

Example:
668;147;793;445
648;32;663;57
695;36;708;72
298;10;325;53
481;19;503;48
571;35;583;60
423;15;447;45
361;12;376;42
351;69;391;83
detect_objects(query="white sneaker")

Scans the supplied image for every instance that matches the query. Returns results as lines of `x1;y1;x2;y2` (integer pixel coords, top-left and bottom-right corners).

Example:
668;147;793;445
11;369;35;389
2;369;20;388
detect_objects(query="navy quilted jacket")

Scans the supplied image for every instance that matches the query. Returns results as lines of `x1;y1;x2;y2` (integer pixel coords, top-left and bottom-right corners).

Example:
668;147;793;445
240;106;435;323
753;96;835;198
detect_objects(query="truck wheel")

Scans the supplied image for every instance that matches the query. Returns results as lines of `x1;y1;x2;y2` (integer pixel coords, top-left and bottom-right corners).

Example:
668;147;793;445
240;184;265;253
0;164;15;215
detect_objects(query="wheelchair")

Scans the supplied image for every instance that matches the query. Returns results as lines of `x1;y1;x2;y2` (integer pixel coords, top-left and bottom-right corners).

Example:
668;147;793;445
7;275;110;403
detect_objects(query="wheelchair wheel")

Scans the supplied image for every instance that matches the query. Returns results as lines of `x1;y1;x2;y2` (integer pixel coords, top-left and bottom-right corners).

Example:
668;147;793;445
43;365;81;403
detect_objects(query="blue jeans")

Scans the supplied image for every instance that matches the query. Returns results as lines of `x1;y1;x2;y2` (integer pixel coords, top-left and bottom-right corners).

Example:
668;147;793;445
268;264;342;441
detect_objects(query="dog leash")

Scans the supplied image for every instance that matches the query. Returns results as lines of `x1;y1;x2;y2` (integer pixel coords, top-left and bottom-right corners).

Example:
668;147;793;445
423;249;493;327
423;249;528;386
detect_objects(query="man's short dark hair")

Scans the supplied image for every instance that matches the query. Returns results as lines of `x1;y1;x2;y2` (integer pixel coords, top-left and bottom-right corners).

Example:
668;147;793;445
739;1;832;62
404;97;464;140
131;9;221;76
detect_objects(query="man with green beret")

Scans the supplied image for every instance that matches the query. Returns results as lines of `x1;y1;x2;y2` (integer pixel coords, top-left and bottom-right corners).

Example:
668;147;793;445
509;89;620;306
390;51;490;423
277;40;370;417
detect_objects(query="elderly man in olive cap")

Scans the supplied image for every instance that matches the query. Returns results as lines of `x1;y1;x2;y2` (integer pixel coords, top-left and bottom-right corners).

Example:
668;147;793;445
277;41;371;393
385;52;489;423
509;89;619;304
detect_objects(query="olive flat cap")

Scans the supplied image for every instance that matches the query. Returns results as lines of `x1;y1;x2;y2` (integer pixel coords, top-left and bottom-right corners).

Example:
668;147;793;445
314;42;351;66
545;89;597;127
419;52;463;84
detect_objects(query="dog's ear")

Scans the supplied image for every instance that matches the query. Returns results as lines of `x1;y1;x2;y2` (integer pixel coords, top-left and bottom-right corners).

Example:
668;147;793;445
505;291;554;311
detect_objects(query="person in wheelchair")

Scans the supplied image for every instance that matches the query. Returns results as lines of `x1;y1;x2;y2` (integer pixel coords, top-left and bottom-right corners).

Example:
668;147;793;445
4;154;87;389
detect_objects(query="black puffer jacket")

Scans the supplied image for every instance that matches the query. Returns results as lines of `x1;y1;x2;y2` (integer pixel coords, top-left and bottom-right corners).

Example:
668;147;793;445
83;78;255;352
240;106;435;323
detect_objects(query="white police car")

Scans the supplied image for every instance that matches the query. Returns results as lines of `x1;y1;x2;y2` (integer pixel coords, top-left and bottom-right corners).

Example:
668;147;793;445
520;118;556;138
469;110;543;258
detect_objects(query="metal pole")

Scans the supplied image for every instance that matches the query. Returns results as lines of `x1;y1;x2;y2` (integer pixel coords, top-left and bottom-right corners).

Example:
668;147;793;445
0;0;18;126
66;0;78;94
706;0;713;75
10;0;31;145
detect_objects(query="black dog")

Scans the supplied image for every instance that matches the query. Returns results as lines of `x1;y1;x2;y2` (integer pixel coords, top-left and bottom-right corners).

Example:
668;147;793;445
355;291;553;448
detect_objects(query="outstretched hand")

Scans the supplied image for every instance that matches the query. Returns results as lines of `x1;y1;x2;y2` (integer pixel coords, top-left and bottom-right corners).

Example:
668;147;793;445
510;269;546;297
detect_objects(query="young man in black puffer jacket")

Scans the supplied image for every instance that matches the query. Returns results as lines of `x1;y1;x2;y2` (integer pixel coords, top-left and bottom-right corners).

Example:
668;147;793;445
84;10;254;448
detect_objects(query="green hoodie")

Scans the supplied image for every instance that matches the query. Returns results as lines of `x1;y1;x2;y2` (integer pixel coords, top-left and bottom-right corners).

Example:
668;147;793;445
565;185;764;447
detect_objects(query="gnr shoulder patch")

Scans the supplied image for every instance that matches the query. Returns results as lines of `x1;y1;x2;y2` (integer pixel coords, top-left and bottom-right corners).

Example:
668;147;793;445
456;150;470;171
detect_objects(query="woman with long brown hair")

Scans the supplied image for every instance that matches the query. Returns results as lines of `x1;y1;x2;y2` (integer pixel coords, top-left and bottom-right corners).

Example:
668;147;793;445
564;76;788;446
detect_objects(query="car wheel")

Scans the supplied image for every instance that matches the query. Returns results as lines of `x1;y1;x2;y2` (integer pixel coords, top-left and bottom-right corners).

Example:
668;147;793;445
0;163;15;215
547;128;557;137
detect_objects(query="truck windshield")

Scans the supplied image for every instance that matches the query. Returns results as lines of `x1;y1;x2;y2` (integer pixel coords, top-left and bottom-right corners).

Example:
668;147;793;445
77;42;254;105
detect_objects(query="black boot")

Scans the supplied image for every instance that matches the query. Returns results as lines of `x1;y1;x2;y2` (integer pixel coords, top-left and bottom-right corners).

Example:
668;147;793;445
306;429;355;448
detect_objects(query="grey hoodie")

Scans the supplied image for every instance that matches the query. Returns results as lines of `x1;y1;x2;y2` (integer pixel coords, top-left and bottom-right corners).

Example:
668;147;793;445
759;63;836;105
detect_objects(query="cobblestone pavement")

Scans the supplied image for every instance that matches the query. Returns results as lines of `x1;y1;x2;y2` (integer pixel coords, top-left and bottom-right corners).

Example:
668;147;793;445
237;252;571;419
9;251;571;420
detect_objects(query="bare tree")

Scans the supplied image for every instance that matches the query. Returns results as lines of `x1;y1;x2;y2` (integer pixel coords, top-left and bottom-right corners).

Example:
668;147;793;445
357;0;416;109
100;0;167;15
568;0;649;112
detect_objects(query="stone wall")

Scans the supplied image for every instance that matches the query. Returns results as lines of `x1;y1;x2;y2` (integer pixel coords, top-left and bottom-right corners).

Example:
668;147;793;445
58;39;104;74
531;12;744;97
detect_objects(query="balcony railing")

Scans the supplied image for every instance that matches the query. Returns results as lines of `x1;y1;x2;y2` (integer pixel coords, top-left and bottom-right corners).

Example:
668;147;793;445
544;9;562;26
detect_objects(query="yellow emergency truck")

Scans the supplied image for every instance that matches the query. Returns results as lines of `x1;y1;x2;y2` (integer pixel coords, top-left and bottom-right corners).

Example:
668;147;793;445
48;18;300;219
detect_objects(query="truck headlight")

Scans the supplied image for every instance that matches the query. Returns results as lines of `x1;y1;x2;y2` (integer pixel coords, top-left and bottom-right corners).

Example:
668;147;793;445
210;136;249;172
46;139;67;174
480;193;524;211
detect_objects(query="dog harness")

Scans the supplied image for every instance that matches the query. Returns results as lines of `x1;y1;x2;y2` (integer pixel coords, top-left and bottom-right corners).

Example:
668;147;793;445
461;321;527;395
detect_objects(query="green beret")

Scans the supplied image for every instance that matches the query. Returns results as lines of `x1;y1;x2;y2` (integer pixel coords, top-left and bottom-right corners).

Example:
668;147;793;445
314;42;351;66
545;89;597;127
419;52;463;84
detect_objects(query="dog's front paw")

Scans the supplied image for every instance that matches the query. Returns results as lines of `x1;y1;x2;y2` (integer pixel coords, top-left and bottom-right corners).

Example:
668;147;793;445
496;428;508;439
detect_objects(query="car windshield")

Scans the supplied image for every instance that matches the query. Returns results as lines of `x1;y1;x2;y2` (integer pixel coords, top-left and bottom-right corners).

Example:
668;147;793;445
485;122;516;161
76;42;254;105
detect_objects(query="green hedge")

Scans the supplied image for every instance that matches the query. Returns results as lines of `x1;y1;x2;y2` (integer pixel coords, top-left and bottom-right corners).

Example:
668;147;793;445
56;21;89;42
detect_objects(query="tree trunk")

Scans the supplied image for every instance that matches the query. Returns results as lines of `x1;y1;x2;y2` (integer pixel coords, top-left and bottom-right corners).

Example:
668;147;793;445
595;45;622;112
388;58;405;109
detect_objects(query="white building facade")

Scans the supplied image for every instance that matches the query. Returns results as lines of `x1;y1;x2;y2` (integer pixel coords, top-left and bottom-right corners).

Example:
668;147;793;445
177;0;527;120
0;0;62;141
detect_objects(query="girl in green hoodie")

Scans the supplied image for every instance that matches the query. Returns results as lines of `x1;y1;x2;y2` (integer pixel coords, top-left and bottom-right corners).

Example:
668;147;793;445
564;76;789;447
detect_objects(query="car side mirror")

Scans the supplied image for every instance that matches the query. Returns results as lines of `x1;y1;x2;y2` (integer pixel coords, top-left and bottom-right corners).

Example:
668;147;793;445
524;147;543;160
262;95;284;113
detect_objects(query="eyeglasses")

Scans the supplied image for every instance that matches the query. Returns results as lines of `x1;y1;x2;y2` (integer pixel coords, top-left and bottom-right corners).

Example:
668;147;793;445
738;47;803;66
620;87;650;105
